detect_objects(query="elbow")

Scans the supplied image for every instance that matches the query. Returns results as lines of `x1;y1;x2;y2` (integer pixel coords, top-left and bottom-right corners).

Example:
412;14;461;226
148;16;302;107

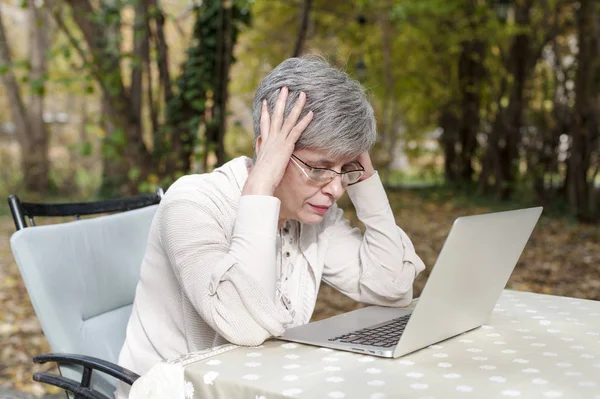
211;314;273;347
360;263;419;304
225;332;270;347
204;296;287;347
388;260;422;298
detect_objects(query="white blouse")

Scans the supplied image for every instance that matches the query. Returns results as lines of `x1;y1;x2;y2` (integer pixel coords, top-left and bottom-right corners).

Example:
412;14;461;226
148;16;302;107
117;156;426;386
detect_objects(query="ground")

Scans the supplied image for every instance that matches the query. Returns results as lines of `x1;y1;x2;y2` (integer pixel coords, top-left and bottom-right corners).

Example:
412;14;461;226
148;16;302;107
1;189;599;396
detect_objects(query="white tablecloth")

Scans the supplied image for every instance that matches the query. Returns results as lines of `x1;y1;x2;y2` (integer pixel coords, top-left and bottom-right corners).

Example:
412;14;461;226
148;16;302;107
130;290;600;398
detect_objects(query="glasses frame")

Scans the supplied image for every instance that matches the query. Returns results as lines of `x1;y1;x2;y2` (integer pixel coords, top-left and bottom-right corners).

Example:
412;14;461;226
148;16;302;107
290;154;365;185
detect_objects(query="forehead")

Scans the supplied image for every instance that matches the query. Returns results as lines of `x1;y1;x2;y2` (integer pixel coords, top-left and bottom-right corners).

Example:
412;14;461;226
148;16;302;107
295;148;358;166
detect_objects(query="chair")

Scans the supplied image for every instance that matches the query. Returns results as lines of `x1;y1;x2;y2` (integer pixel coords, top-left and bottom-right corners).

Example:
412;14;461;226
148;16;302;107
7;188;163;399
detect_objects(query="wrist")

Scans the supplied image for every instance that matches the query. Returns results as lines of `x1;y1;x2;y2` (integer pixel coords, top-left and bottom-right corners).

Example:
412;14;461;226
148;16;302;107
242;177;275;196
361;169;375;181
352;169;375;185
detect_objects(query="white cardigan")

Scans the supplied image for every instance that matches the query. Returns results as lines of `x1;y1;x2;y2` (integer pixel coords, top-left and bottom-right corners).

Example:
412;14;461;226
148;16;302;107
118;156;425;378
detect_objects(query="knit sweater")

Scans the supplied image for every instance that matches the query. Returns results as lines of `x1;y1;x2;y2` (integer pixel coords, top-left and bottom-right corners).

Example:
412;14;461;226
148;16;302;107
117;156;425;379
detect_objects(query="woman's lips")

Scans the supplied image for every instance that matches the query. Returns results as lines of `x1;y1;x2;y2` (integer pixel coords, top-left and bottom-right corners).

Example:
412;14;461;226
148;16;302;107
309;204;330;214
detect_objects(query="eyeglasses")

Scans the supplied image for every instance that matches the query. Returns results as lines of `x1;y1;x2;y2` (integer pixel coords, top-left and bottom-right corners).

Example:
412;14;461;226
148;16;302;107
290;154;365;185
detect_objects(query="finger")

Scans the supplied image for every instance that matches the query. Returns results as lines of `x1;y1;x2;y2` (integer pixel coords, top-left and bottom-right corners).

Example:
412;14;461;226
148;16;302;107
270;86;288;134
281;91;306;136
260;99;270;141
287;110;313;143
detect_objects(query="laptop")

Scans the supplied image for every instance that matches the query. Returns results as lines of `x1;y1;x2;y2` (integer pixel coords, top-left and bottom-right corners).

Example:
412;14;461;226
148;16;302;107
280;207;543;358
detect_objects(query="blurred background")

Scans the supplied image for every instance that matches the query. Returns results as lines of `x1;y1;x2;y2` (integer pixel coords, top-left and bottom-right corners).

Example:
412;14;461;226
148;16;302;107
0;0;599;396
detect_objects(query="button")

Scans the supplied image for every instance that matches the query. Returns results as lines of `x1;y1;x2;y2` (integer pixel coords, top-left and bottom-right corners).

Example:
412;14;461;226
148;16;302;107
285;251;290;257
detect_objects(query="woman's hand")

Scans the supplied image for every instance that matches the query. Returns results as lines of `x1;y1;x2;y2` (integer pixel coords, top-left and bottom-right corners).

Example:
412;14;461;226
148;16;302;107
243;87;313;196
354;152;375;184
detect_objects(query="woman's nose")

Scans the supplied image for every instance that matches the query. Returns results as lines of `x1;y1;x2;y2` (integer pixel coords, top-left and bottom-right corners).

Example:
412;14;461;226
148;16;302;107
321;174;345;199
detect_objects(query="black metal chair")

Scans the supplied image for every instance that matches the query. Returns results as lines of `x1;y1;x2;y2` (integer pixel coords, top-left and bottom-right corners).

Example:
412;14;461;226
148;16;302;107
7;188;163;399
8;188;164;231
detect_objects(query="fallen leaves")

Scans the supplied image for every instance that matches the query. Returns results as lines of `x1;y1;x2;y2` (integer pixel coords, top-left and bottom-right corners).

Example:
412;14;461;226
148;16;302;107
1;189;598;395
0;219;60;396
314;189;600;321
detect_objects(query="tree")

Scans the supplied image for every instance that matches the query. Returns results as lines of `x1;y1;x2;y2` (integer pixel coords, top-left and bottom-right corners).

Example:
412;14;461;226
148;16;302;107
439;0;487;185
567;0;600;221
292;0;313;57
0;2;52;193
51;0;250;195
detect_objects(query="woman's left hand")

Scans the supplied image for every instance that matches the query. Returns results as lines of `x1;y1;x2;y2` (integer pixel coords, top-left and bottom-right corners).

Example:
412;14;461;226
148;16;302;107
355;152;375;183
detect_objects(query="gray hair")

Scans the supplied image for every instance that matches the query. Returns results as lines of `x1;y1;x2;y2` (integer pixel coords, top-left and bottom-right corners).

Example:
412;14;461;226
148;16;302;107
252;56;376;161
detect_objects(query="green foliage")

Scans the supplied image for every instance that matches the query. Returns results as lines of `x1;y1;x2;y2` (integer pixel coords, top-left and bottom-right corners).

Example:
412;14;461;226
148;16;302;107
157;0;251;183
29;77;46;96
3;0;595;221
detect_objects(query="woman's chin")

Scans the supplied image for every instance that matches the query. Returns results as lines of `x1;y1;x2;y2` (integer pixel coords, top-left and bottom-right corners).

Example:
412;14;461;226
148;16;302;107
296;210;326;224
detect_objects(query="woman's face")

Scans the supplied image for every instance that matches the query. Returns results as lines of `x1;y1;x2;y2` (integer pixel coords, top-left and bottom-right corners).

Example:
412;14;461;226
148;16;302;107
274;148;355;225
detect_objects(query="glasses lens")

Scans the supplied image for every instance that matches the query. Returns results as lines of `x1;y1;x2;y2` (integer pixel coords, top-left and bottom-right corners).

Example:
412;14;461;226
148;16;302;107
343;171;364;184
342;162;362;172
309;169;336;182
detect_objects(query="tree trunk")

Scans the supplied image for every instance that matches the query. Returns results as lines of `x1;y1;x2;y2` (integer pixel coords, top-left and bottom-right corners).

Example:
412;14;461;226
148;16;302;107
479;0;533;199
0;5;51;194
457;34;485;182
216;1;234;166
66;0;153;195
0;12;30;153
439;107;460;183
25;2;51;193
205;0;234;168
292;0;313;57
377;0;398;181
439;1;485;186
567;0;600;222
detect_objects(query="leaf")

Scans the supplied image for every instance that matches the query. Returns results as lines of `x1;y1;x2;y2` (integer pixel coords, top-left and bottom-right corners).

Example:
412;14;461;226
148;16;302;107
128;167;141;182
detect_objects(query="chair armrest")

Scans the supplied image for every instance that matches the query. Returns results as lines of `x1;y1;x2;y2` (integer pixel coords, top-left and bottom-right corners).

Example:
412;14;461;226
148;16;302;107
33;372;112;399
34;353;140;385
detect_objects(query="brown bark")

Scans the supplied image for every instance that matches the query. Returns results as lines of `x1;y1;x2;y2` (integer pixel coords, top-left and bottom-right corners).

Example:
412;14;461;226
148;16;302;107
479;0;568;198
217;2;234;166
479;0;534;198
205;0;234;168
65;0;153;195
148;0;191;178
25;2;51;193
130;0;149;134
441;0;485;185
292;0;313;57
376;0;399;181
0;13;30;151
149;0;173;106
0;5;50;193
457;36;485;182
567;0;599;222
440;108;460;182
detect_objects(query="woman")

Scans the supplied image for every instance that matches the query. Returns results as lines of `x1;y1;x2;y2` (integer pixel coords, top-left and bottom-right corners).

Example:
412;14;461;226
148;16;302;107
117;56;425;389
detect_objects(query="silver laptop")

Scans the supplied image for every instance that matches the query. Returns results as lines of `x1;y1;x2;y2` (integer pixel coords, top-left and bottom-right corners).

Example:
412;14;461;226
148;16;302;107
280;207;543;358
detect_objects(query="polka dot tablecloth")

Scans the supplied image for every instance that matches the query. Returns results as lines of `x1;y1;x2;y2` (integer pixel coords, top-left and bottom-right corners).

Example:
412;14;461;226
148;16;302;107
130;290;600;398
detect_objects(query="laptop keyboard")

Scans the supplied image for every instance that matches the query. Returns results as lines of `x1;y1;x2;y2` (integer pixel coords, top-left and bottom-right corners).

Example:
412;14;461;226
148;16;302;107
328;314;411;348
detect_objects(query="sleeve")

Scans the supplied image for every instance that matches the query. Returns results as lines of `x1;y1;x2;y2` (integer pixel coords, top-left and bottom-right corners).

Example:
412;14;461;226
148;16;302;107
320;172;426;307
156;192;292;346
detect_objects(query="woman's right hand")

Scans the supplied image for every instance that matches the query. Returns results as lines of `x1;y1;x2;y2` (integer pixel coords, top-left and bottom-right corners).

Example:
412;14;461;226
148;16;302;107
243;86;313;196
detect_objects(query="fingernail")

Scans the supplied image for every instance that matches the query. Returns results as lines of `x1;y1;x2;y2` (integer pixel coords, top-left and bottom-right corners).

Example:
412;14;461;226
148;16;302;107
300;91;306;100
263;99;267;107
282;86;288;93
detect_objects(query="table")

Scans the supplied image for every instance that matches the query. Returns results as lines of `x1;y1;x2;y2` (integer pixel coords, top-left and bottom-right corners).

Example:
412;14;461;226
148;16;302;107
129;290;600;398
